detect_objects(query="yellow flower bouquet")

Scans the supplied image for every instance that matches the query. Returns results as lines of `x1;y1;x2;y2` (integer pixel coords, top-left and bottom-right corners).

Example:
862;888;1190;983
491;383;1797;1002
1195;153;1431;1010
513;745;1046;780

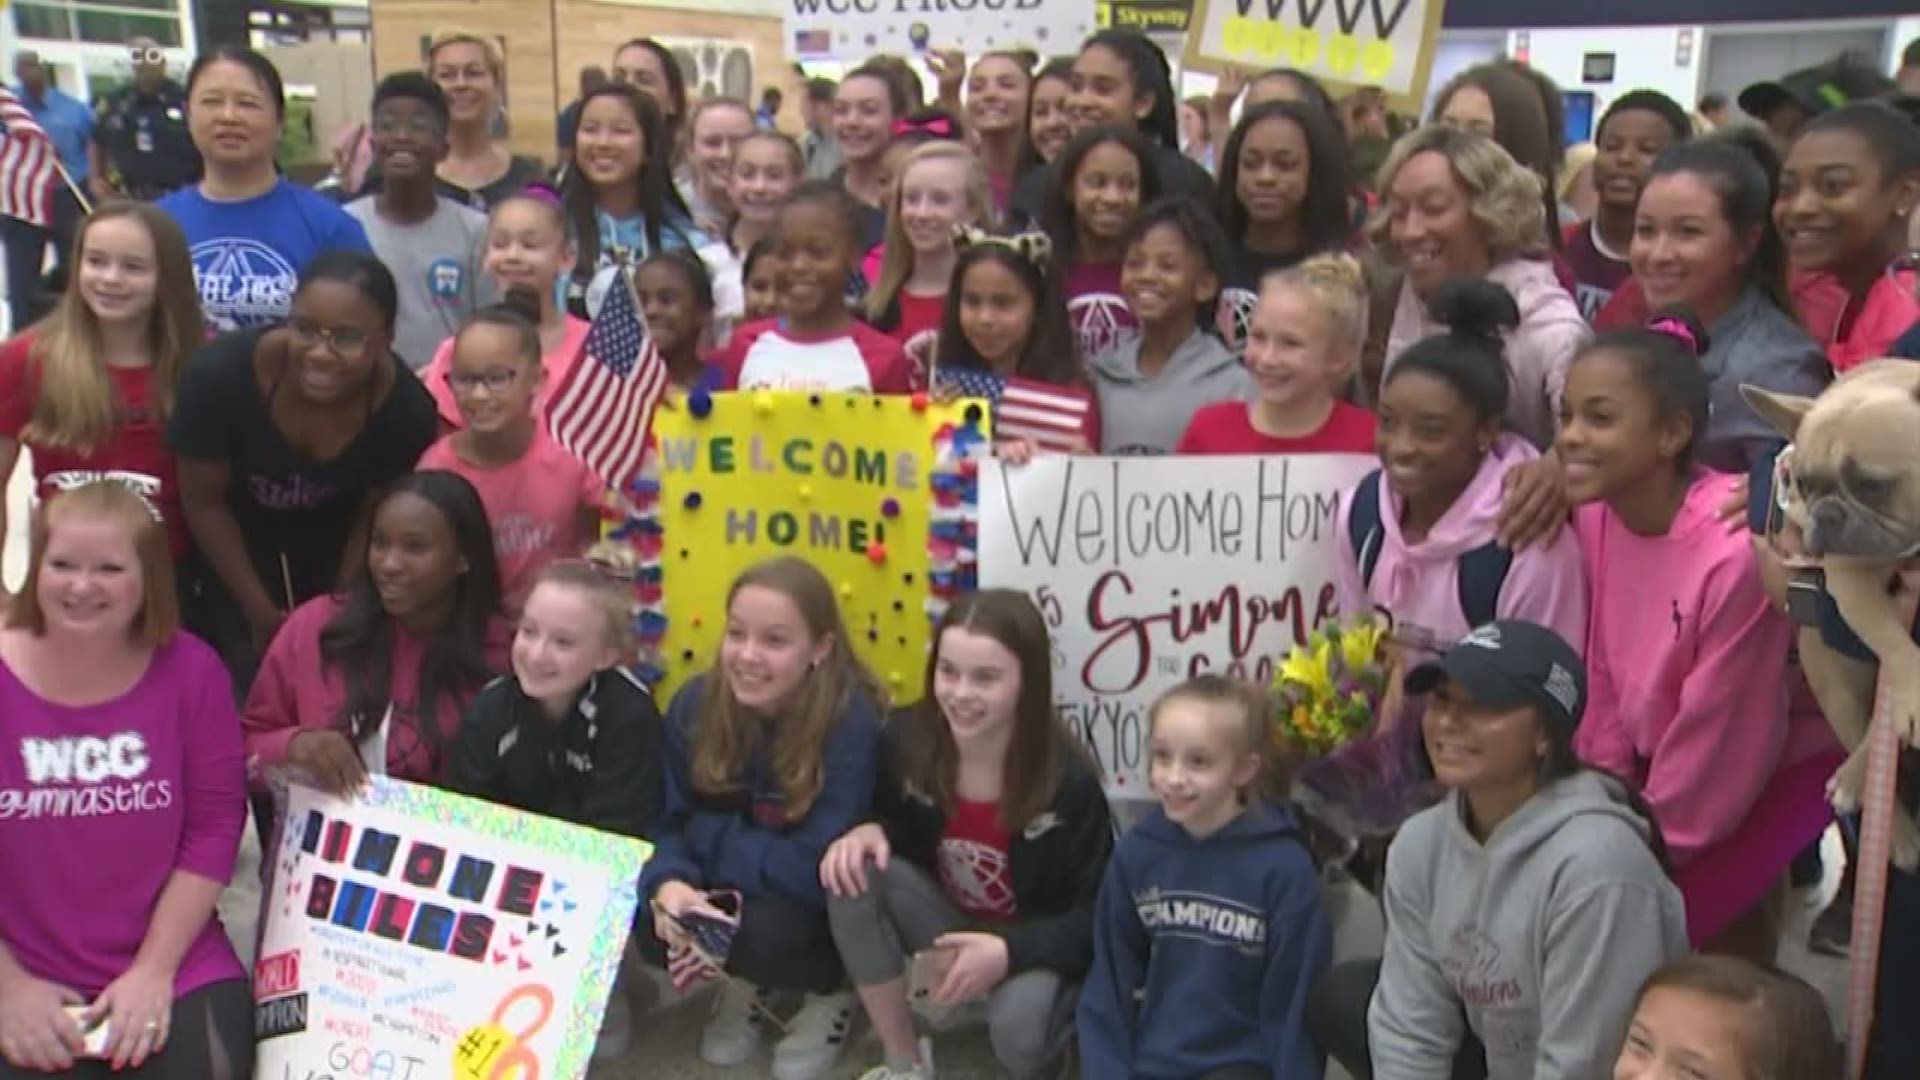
1269;617;1391;759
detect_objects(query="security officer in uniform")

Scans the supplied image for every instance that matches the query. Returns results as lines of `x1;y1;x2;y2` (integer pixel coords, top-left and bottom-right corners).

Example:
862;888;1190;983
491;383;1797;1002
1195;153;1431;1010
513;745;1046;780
88;37;201;202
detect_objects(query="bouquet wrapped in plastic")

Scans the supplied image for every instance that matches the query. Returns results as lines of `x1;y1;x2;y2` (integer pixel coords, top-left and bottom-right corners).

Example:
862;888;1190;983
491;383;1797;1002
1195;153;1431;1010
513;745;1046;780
1270;617;1433;844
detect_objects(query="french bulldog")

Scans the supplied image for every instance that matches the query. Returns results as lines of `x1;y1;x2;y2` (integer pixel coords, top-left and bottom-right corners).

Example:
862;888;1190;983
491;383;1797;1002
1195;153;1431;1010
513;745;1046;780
1745;360;1920;868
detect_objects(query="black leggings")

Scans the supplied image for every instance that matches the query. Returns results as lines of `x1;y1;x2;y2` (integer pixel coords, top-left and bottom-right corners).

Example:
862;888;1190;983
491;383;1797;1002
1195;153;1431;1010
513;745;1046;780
1308;959;1487;1080
0;979;253;1080
635;892;845;995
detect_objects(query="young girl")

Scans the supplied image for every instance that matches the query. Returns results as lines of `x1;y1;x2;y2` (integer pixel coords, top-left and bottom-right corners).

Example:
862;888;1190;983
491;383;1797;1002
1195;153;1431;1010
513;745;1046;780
1615;955;1841;1080
1024;60;1073;168
1090;196;1247;456
867;143;995;385
417;297;604;614
632;251;725;389
730;131;804;257
424;184;590;427
559;84;703;320
1041;126;1163;364
821;590;1114;1080
1078;675;1331;1080
685;97;756;236
1776;100;1920;372
444;560;666;1062
1211;101;1353;356
965;52;1035;214
1565;91;1692;318
834;64;911;247
639;557;884;1080
1317;621;1688;1079
1560;323;1841;956
0;203;202;576
243;471;512;796
717;181;912;393
1176;252;1374;454
1374;125;1588;447
741;236;782;324
932;231;1098;451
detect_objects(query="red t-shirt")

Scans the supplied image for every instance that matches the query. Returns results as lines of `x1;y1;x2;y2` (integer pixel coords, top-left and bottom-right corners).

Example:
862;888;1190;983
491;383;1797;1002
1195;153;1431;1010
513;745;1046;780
936;797;1018;922
891;290;944;391
716;318;913;394
0;334;187;555
1175;399;1378;455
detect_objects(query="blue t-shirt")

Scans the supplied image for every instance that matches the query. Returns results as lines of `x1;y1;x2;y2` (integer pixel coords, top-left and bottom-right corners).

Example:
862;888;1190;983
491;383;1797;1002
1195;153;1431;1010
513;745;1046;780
15;85;92;182
157;180;372;332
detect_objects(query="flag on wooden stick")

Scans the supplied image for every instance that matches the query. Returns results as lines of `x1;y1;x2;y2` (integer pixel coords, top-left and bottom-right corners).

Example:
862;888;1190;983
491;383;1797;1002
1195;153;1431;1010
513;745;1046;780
546;272;668;494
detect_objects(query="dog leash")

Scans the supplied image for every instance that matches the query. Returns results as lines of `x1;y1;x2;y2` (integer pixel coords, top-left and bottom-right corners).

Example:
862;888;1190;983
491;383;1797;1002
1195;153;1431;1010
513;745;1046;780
1846;579;1919;1080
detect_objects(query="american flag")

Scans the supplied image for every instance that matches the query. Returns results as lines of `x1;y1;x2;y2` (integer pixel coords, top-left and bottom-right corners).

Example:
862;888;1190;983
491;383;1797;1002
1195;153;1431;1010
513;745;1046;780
546;271;667;494
663;890;740;993
0;87;55;228
936;368;1094;453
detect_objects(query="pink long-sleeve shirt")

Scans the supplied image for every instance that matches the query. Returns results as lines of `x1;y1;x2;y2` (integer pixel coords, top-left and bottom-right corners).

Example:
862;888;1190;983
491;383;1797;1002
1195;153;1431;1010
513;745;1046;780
0;633;247;997
1575;470;1838;934
242;596;512;786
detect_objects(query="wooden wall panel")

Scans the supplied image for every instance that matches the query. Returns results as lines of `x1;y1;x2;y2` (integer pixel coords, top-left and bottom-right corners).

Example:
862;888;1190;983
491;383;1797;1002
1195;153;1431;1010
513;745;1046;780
368;0;562;164
551;0;799;126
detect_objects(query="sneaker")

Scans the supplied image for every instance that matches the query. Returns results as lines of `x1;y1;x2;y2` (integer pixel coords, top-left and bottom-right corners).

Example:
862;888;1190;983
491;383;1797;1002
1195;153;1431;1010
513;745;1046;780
700;979;766;1067
854;1037;935;1080
591;991;632;1062
771;990;857;1080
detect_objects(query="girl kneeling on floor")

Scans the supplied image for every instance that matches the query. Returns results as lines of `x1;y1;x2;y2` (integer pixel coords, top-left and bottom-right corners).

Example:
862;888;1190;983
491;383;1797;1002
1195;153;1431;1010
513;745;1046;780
638;557;884;1080
821;590;1115;1080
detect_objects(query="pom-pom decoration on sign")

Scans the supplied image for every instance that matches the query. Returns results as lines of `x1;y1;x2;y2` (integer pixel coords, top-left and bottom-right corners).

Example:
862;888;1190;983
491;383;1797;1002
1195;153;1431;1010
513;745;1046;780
1182;0;1446;103
647;392;988;704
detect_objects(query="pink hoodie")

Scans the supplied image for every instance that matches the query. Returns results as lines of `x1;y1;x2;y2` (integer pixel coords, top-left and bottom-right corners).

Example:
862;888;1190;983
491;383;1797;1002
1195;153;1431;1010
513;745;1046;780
1574;470;1840;943
1332;433;1588;659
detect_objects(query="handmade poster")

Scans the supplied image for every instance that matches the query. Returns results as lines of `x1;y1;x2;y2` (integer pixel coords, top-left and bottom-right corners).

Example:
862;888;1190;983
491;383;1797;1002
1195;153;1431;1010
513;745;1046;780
1183;0;1445;103
253;779;651;1080
785;0;1095;61
639;391;987;704
977;454;1375;800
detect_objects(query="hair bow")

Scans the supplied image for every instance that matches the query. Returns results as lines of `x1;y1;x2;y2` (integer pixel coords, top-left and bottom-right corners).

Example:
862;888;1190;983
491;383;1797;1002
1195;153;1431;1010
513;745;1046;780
952;225;1052;268
1645;315;1700;356
518;181;563;206
893;115;957;139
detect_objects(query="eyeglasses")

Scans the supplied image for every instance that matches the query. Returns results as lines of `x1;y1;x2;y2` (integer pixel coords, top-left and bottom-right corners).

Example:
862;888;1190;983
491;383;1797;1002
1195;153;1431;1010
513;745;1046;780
288;319;371;357
444;369;520;395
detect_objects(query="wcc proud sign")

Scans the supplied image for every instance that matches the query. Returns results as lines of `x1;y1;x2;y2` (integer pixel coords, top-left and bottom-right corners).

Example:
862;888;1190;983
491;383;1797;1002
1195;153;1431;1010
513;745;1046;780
785;0;1094;59
979;454;1374;801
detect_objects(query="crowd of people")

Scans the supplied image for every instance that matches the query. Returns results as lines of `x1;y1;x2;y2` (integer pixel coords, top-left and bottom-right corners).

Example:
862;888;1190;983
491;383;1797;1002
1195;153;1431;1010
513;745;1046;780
2;20;1920;1080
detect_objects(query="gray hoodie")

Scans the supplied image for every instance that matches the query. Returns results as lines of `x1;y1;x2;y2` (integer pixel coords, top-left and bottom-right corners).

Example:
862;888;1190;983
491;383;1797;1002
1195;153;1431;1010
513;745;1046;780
1089;328;1251;455
1368;770;1687;1080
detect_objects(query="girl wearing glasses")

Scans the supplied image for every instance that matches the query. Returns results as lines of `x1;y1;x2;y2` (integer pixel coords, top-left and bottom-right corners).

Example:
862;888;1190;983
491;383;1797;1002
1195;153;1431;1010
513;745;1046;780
418;291;605;616
168;251;437;685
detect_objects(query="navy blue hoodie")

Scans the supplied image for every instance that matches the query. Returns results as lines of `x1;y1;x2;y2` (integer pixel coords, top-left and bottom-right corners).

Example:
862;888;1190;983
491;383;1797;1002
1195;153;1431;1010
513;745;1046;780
1078;799;1332;1080
638;674;881;912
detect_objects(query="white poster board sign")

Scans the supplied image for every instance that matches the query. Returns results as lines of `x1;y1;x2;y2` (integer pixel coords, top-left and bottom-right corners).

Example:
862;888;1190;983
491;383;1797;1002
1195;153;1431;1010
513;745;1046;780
1183;0;1444;103
978;454;1375;800
253;779;651;1080
785;0;1096;60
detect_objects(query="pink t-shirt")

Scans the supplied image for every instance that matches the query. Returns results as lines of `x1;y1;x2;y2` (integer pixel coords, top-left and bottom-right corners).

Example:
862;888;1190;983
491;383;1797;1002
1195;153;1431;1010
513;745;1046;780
717;318;913;393
0;633;247;997
418;427;605;611
422;316;591;428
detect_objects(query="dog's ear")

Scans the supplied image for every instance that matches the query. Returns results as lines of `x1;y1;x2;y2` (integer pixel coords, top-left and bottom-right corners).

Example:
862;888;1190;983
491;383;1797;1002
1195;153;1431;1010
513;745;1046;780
1741;384;1816;440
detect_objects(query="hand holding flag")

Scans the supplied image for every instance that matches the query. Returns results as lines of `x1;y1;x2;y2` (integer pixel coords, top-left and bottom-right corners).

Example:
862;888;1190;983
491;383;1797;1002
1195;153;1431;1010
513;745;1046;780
546;270;669;495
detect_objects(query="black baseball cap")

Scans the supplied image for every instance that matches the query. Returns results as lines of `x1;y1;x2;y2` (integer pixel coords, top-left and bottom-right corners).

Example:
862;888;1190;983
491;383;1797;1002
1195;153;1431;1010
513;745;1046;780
1738;54;1894;123
1405;621;1586;736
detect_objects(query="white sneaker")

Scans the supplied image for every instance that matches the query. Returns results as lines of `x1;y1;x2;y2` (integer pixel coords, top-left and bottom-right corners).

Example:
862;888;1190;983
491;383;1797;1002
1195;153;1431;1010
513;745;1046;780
699;979;765;1067
771;990;857;1080
855;1037;936;1080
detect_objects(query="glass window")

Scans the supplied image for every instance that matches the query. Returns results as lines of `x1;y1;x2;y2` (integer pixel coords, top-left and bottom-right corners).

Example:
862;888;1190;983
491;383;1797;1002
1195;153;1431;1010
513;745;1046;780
13;3;76;40
75;9;182;46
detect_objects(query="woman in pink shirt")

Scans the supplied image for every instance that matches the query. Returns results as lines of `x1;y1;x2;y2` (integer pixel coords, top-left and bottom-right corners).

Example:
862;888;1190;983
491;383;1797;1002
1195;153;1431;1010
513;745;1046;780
243;471;512;800
1559;318;1840;959
0;482;249;1076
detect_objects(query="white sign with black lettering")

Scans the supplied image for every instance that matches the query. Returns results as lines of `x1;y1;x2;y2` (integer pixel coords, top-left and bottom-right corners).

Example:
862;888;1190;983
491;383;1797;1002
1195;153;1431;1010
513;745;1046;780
784;0;1095;59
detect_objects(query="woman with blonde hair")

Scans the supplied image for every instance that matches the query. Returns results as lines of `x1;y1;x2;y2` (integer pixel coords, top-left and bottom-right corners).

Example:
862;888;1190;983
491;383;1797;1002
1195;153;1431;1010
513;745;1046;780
0;482;251;1078
865;142;994;385
1372;125;1589;449
418;31;545;210
640;556;885;1080
0;203;203;599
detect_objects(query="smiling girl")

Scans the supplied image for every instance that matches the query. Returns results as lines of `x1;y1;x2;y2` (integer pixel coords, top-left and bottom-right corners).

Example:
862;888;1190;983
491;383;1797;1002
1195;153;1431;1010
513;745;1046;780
867;144;994;385
686;97;757;236
1565;91;1692;318
966;53;1035;216
1559;324;1840;956
730;132;804;257
1024;60;1074;168
0;204;202;583
1775;100;1920;373
834;64;911;246
1614;955;1840;1080
243;471;511;797
558;84;703;320
1041;126;1162;363
822;590;1114;1080
640;557;884;1080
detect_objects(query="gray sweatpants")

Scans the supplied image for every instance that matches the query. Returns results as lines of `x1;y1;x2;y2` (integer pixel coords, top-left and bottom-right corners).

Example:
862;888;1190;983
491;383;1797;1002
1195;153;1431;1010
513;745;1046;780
827;857;1076;1079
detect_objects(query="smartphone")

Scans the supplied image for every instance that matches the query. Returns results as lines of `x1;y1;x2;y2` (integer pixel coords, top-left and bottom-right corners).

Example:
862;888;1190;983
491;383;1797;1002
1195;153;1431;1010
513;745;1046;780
61;1007;111;1058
